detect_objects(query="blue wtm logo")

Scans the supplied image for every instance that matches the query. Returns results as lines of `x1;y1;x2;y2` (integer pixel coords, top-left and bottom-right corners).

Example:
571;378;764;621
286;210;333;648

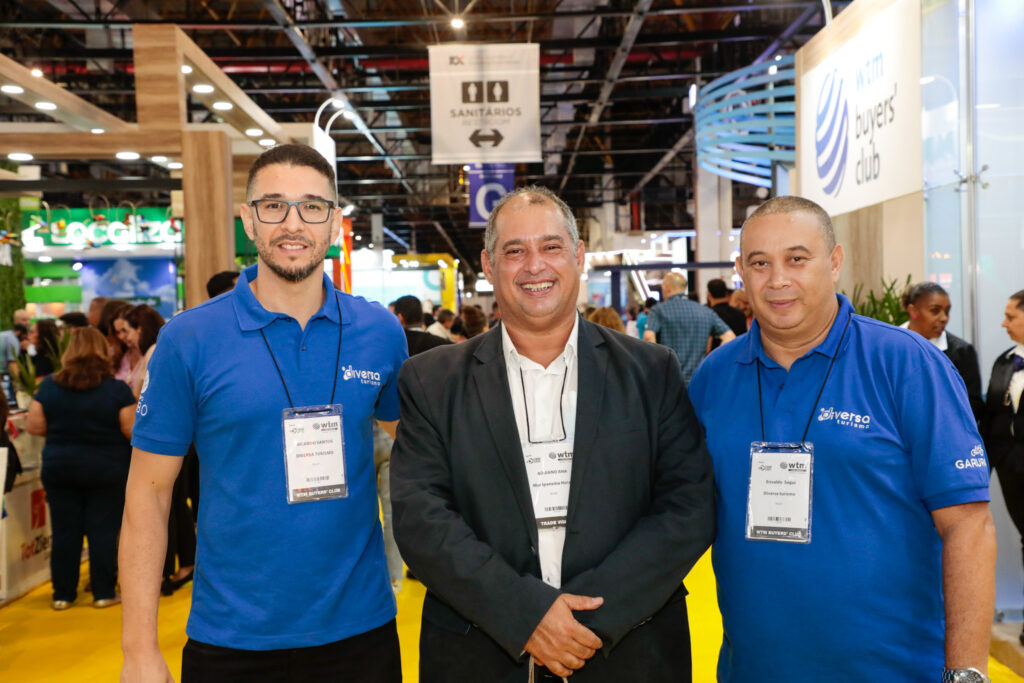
814;70;849;197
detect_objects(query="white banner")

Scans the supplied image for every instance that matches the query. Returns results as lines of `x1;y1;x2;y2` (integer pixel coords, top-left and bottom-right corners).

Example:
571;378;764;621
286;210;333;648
797;0;922;216
0;470;52;604
429;43;541;165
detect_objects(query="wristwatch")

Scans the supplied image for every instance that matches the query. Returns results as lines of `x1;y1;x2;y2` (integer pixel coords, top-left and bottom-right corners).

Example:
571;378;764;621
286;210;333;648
942;668;990;683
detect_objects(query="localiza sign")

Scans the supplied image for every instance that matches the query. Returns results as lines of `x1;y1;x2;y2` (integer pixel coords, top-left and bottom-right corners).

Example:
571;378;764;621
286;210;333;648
797;0;921;216
22;207;182;248
429;43;540;165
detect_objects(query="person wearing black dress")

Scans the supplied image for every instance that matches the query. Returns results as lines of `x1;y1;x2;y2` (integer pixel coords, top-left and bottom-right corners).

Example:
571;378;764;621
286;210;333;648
902;282;984;422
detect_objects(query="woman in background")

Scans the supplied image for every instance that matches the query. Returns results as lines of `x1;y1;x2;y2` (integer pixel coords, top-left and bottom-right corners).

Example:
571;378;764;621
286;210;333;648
589;306;626;333
982;290;1024;645
901;281;983;421
121;305;165;397
27;319;60;378
98;300;136;384
26;328;134;609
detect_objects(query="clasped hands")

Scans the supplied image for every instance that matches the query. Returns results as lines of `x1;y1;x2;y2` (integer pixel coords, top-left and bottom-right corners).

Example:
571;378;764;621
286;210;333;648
524;593;604;677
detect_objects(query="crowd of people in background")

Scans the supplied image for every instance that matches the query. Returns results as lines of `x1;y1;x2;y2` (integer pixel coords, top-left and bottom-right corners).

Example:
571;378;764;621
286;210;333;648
2;269;239;611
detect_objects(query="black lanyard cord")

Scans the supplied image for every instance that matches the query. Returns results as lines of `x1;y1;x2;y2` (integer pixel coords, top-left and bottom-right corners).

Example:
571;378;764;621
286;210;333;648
260;291;343;410
756;312;852;444
519;362;569;444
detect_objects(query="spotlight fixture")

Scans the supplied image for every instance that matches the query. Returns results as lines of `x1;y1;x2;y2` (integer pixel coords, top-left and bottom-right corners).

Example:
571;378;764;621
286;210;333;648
167;162;184;170
192;84;215;94
181;65;193;74
258;138;275;147
35;101;57;111
72;262;83;271
245;128;263;137
30;68;43;77
1;85;24;94
91;128;105;134
212;101;233;111
8;152;33;161
38;255;53;263
342;110;356;120
151;155;168;163
451;17;465;29
116;151;140;160
331;98;345;109
341;205;355;217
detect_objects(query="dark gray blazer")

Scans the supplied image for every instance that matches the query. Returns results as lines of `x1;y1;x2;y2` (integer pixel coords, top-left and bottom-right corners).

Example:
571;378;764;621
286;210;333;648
391;319;715;682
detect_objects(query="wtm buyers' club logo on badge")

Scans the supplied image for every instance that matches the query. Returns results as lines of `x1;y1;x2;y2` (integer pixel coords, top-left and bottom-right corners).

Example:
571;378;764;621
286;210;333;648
815;69;849;198
341;365;383;387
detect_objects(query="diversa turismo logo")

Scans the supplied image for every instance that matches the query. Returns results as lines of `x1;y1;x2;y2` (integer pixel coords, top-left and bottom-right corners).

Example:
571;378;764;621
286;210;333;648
815;69;849;197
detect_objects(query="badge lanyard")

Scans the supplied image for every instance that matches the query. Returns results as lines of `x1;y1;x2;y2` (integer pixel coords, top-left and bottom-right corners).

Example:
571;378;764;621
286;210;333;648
746;313;851;543
520;364;568;443
262;291;348;504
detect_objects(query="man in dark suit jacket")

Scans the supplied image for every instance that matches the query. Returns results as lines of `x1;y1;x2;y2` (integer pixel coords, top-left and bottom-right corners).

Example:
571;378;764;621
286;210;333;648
393;295;451;356
391;186;715;682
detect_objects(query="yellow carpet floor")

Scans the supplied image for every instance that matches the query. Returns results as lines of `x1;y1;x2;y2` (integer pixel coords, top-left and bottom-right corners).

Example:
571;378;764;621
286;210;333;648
0;553;1020;682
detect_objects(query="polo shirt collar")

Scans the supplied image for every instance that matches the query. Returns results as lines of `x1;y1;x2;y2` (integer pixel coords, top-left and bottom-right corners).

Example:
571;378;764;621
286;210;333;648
232;263;343;331
737;293;855;367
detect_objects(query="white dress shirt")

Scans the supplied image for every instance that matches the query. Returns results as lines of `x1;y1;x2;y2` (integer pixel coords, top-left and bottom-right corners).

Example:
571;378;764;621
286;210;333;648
502;316;579;589
899;321;948;351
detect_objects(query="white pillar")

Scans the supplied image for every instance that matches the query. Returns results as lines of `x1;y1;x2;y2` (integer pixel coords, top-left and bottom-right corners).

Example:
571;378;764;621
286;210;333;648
694;164;733;299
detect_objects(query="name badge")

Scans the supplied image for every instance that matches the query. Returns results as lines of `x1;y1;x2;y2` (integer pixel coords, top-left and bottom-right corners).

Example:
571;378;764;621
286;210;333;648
746;442;813;543
282;404;347;504
522;440;573;529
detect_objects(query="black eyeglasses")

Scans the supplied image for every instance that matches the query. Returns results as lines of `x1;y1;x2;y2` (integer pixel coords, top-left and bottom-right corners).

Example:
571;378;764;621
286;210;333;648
249;198;336;224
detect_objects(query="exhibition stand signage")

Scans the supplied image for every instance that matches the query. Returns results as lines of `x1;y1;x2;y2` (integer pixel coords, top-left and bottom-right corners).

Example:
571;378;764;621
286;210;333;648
797;0;922;216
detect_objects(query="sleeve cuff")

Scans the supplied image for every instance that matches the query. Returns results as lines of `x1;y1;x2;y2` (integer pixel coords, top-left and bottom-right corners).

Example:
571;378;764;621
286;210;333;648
131;434;191;457
923;486;991;512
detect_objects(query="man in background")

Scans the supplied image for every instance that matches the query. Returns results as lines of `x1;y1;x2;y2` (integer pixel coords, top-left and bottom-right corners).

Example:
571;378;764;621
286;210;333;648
426;308;456;341
706;278;747;337
643;273;734;384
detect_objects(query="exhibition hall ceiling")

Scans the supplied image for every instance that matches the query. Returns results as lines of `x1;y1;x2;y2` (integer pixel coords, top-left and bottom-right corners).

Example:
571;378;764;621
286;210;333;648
0;0;840;266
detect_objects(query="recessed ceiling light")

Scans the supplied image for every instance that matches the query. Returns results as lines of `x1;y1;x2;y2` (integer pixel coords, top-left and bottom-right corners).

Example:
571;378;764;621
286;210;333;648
245;128;263;137
30;68;43;77
8;152;33;161
167;161;183;170
151;155;168;163
451;17;465;29
212;101;233;111
1;84;24;94
116;151;140;160
35;101;57;111
91;128;105;134
38;256;52;263
192;84;214;94
181;65;193;74
258;138;275;147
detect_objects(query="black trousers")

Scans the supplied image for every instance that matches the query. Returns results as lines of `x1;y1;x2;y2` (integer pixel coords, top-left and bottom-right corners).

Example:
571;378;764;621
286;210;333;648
41;464;126;602
996;460;1024;596
181;620;402;683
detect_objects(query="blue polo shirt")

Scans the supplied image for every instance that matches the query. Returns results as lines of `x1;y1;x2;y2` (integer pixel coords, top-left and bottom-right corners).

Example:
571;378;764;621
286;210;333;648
688;294;989;681
132;265;408;650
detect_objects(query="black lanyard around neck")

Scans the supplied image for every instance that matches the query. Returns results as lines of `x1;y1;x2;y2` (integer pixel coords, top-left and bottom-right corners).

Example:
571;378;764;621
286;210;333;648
519;362;569;444
755;312;851;444
259;291;343;410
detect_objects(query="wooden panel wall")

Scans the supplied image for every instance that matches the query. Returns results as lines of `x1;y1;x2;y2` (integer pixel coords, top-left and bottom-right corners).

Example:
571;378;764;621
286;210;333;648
182;130;234;308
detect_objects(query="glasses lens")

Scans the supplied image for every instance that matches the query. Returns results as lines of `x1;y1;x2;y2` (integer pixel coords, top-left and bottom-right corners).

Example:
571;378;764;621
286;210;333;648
255;200;287;222
297;200;330;223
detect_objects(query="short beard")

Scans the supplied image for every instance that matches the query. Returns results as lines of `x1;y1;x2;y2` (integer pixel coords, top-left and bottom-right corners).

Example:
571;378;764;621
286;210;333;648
254;234;329;283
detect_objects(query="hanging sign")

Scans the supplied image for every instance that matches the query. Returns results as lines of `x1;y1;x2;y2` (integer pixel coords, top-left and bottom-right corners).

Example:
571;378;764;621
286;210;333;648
796;0;921;216
468;164;515;227
429;43;541;165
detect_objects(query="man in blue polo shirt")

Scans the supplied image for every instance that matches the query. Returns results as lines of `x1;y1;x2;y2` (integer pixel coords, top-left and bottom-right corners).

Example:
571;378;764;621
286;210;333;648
688;196;995;682
119;144;407;682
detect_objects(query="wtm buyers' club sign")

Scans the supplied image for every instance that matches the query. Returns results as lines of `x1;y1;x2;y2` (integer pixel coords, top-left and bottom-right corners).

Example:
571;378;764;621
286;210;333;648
798;0;921;216
429;43;541;165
